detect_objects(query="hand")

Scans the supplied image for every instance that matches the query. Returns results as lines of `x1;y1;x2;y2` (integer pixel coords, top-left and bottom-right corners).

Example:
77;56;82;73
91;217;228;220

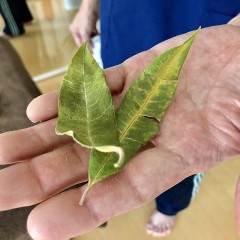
69;0;99;47
0;25;239;240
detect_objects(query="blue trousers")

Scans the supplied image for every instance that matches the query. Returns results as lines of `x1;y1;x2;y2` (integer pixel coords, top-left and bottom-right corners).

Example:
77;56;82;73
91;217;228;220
156;176;195;216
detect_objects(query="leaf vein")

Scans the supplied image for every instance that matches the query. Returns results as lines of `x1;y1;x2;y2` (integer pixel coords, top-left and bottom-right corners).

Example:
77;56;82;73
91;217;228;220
89;104;112;122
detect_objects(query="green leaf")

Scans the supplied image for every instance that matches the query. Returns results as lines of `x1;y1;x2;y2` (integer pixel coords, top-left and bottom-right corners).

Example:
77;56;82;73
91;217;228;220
56;42;124;166
86;30;199;195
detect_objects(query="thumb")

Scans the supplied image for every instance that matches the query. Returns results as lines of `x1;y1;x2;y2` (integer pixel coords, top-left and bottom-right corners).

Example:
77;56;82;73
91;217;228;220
73;31;82;47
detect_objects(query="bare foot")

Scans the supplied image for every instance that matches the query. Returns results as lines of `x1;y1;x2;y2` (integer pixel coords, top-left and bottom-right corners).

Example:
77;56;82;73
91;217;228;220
146;211;175;237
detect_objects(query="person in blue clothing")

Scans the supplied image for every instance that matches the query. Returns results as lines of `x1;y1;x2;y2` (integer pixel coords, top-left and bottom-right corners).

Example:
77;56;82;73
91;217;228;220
70;0;240;237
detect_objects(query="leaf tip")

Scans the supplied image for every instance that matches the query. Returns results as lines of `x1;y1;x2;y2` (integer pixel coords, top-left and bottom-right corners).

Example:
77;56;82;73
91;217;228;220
187;27;201;43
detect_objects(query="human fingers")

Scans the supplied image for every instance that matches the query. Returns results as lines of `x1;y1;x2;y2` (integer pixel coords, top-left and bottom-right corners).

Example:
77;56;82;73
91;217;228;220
27;91;59;123
0;118;71;164
0;142;89;211
26;147;190;240
90;28;99;38
27;36;160;121
73;31;82;47
69;21;93;47
25;56;152;124
26;67;126;123
69;24;83;47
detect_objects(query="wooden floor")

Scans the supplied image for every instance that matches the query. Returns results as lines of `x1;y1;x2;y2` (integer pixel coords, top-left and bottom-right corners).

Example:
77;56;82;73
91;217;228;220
1;1;239;239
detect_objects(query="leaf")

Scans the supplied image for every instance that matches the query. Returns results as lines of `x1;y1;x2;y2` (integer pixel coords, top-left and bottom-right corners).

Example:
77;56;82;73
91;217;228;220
56;42;124;166
85;30;199;197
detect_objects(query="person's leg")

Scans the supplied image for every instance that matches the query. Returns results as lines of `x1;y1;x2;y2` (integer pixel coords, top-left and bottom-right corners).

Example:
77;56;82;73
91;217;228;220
16;0;33;23
147;174;201;237
0;0;25;36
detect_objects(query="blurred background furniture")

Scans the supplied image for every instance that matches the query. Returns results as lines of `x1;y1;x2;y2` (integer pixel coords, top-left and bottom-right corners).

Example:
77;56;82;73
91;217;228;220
0;37;40;240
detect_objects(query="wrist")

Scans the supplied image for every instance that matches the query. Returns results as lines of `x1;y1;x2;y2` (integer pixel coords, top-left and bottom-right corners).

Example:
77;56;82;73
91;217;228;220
80;0;99;17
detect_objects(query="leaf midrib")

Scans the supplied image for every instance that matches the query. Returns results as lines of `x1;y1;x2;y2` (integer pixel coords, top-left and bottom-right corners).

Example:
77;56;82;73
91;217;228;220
82;44;93;146
90;47;181;184
119;49;181;141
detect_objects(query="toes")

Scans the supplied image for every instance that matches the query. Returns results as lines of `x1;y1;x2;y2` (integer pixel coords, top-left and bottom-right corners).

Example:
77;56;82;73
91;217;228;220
147;223;173;237
153;225;168;237
146;221;154;234
162;225;172;236
152;225;163;237
146;211;175;237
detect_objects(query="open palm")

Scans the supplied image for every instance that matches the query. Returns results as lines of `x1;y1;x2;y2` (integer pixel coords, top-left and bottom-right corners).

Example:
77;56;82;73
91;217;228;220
0;25;239;240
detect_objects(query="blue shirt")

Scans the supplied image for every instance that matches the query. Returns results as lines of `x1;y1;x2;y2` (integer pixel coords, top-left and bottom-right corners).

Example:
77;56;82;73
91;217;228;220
100;0;240;68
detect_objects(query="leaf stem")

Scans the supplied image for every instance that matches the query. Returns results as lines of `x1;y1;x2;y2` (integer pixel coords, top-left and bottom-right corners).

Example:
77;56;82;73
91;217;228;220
79;185;91;205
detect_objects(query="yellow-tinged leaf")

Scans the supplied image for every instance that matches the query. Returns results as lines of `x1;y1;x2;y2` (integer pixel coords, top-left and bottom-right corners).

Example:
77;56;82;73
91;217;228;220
85;30;199;198
56;42;123;166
